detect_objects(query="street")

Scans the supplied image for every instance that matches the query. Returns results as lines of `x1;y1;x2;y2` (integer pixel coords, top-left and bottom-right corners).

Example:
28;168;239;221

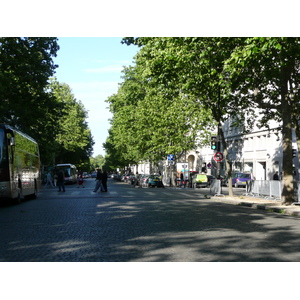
1;178;300;262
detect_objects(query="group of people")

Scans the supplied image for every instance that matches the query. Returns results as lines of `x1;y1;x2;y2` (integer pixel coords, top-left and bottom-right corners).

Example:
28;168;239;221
93;168;108;192
44;170;66;192
44;168;108;193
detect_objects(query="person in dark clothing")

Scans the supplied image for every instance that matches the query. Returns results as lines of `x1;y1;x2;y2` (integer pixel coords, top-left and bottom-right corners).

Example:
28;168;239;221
93;169;103;192
101;169;108;192
180;172;184;188
57;170;65;192
273;171;279;180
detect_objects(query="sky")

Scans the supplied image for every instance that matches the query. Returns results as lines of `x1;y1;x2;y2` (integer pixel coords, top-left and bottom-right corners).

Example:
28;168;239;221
52;37;139;157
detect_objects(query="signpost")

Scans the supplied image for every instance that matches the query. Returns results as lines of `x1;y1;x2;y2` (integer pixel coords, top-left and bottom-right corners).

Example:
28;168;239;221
213;152;224;162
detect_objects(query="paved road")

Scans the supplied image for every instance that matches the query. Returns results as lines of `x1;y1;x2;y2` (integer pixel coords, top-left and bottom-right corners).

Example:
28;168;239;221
1;178;300;262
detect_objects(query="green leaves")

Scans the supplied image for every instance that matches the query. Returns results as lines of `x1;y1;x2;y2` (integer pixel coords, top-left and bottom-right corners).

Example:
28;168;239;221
0;38;93;166
47;78;94;164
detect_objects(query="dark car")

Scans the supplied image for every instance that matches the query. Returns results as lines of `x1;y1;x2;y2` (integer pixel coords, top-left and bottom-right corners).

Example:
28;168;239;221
207;175;216;186
144;175;164;188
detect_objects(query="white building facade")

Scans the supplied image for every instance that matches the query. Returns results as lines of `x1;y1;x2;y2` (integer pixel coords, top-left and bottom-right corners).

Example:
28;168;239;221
180;119;299;181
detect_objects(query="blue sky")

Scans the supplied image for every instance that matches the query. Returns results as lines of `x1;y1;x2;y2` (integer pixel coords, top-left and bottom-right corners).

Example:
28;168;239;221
53;37;139;157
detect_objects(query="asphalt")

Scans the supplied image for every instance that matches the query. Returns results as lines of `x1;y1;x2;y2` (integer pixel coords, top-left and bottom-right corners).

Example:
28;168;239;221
210;194;300;217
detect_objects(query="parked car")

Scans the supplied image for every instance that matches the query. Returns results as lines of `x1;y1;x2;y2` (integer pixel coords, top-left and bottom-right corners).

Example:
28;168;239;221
138;174;149;187
206;175;216;186
121;174;131;182
113;174;122;181
144;175;164;188
232;173;252;187
192;173;209;188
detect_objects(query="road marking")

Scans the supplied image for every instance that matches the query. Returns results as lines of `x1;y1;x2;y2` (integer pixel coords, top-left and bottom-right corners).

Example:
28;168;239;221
145;191;156;196
71;191;81;195
109;191;118;195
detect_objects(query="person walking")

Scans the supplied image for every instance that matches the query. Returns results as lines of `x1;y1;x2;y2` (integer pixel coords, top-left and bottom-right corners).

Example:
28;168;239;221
77;172;85;188
53;173;58;187
93;169;103;192
134;171;141;188
180;172;184;188
57;170;65;192
44;171;55;188
102;169;108;192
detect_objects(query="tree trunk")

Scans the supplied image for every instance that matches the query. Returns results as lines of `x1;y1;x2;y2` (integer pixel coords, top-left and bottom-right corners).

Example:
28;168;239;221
295;120;300;181
219;125;233;196
280;72;294;205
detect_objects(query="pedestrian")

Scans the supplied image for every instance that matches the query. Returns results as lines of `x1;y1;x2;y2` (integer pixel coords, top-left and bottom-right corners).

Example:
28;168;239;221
77;171;85;188
273;171;279;180
93;169;104;192
134;171;141;188
44;171;55;188
102;169;108;192
53;172;58;187
57;169;65;192
180;172;184;188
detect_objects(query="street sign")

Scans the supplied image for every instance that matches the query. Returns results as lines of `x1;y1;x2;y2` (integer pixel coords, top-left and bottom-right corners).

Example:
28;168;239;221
213;152;224;162
167;154;175;161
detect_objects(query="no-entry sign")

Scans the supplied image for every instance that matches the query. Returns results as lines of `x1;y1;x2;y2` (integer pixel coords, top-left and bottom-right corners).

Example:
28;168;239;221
213;152;224;162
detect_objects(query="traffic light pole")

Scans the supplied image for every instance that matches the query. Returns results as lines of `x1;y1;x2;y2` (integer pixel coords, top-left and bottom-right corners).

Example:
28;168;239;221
211;135;221;178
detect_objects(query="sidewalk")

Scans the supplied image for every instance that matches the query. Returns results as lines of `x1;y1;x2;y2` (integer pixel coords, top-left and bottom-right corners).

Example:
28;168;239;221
210;194;300;217
168;185;300;217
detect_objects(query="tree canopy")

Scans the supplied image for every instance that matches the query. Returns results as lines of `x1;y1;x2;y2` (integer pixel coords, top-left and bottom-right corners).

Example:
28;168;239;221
0;37;94;167
107;37;300;204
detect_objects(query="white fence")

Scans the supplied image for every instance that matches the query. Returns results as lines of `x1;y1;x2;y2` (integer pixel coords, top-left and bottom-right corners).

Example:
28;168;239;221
245;180;283;201
207;179;300;202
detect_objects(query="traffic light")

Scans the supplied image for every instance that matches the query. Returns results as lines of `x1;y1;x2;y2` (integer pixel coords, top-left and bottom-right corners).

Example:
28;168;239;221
293;149;297;158
211;136;217;150
211;136;221;151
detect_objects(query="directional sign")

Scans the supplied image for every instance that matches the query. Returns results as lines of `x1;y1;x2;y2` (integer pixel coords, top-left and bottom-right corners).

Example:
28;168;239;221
213;152;224;162
167;154;175;161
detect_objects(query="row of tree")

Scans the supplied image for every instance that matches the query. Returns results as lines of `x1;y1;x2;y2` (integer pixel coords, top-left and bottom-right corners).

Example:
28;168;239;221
0;37;94;169
104;37;300;205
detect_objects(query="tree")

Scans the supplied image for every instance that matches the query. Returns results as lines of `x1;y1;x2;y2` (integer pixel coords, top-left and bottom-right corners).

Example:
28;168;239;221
0;37;59;130
47;78;94;166
224;37;300;205
124;37;241;194
105;53;215;179
90;155;105;171
0;37;62;164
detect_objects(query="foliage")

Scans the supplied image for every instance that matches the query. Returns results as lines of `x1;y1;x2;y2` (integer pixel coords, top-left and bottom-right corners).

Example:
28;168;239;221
0;37;94;168
104;48;216;169
224;37;300;204
47;78;94;166
119;37;300;204
89;154;105;171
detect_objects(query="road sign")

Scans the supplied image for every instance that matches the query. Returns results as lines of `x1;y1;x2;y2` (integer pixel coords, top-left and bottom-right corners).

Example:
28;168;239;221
167;154;175;161
213;152;224;162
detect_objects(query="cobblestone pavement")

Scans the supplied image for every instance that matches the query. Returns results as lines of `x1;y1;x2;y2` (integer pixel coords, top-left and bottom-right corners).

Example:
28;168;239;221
1;179;300;262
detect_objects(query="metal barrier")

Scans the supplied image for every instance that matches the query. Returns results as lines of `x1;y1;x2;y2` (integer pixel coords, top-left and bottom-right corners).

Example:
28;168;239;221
210;180;224;197
245;180;282;201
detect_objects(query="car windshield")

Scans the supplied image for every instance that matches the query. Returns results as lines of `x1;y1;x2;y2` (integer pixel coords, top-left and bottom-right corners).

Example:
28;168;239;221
238;174;251;178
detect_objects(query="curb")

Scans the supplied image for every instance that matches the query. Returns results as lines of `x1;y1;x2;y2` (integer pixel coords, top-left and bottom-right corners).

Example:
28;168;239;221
211;196;300;217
